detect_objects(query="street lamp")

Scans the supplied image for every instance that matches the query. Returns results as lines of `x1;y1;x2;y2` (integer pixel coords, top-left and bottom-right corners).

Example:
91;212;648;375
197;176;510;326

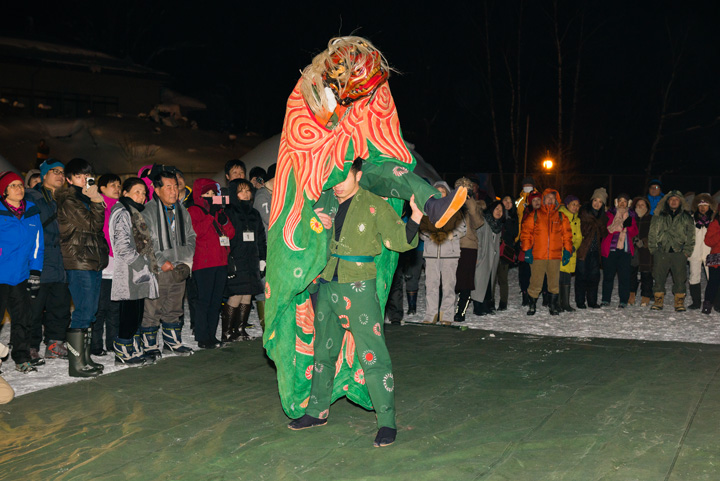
542;150;554;170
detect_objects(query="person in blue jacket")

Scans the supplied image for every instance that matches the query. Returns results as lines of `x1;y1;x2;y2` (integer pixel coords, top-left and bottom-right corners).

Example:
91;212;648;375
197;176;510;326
0;171;44;373
647;179;664;215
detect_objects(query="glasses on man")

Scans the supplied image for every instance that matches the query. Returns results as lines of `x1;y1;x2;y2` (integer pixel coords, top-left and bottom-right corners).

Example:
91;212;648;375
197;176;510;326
7;183;24;190
48;168;64;175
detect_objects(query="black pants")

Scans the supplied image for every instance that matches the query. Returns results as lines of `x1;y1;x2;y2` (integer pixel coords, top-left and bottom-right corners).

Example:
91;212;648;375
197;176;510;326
496;259;510;303
192;266;227;342
93;278;119;351
630;267;653;299
118;299;145;340
385;264;404;321
0;281;31;364
704;267;720;305
602;250;632;304
519;261;531;292
575;250;601;306
30;281;71;349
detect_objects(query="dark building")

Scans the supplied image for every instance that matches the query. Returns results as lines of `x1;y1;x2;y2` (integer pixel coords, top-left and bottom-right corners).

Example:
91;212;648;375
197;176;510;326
0;37;168;118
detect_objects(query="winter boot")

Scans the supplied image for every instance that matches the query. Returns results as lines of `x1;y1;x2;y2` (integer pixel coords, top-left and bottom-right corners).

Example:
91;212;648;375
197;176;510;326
256;300;266;331
84;328;104;371
220;303;237;342
628;292;636;306
542;292;550;307
473;300;489;316
44;340;68;359
406;291;418;315
560;284;575;312
549;294;560;315
66;329;101;378
688;284;702;310
498;301;508;311
162;322;194;355
424;186;468;228
674;293;687;312
140;326;163;360
29;348;45;367
526;296;537;316
651;293;664;311
486;300;496;315
640;296;651;307
521;291;530;307
113;337;146;366
702;300;713;315
454;296;471;322
230;304;252;341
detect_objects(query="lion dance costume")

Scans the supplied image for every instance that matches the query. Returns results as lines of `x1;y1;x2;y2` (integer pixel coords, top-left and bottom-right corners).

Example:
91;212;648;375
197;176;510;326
264;36;466;420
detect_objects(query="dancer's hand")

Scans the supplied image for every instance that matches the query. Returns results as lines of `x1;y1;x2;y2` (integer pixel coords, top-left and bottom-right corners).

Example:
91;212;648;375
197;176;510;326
314;208;333;229
409;195;423;223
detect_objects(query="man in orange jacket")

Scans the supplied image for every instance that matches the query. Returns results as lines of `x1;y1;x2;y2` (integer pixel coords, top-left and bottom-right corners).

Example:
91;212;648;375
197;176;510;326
521;189;573;315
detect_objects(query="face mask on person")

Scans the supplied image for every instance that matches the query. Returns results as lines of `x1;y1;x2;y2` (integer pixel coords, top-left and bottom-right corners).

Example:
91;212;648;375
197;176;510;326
523;186;533;193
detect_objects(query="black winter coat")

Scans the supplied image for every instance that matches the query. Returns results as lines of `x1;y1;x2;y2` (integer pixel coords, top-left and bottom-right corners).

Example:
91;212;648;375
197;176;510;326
577;203;608;261
25;185;65;283
225;196;266;296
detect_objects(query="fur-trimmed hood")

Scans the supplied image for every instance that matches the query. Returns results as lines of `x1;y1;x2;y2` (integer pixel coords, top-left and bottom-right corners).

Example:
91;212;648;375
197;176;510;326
692;193;717;215
654;190;691;216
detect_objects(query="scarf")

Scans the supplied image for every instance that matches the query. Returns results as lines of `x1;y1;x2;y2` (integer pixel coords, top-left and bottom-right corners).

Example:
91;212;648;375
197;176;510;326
608;207;628;251
119;197;159;274
485;214;504;234
2;198;25;219
695;210;713;229
154;199;186;252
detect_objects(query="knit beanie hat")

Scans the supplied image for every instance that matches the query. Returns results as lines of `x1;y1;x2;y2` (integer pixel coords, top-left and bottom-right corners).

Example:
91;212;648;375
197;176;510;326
24;169;41;187
648;178;662;189
521;176;535;187
615;192;631;202
0;171;23;197
39;159;65;179
591;187;608;204
563;195;579;206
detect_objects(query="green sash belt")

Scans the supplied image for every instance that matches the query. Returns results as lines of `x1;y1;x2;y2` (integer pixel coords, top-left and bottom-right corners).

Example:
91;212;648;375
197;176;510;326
331;253;374;263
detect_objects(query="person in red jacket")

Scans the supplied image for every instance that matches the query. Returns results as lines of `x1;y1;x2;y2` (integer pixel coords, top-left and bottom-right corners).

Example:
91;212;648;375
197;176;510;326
187;179;235;348
702;216;720;314
521;188;573;315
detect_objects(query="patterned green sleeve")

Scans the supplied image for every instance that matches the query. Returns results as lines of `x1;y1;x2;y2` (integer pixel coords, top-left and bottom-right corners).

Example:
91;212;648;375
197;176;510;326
375;199;418;253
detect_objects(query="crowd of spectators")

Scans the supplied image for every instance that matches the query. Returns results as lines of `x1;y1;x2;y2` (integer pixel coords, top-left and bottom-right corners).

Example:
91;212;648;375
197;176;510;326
0;158;274;403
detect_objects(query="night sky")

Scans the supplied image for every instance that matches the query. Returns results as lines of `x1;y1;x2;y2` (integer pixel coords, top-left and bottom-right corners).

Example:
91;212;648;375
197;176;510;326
2;1;719;179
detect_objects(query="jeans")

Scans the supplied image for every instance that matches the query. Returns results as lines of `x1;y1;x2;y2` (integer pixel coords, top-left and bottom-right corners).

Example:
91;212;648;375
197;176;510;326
67;270;102;329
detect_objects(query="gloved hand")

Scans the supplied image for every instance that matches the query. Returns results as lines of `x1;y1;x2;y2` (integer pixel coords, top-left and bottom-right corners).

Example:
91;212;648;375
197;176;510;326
562;249;572;266
623;216;632;228
525;250;533;264
634;237;644;248
259;260;266;275
217;211;228;225
27;270;41;299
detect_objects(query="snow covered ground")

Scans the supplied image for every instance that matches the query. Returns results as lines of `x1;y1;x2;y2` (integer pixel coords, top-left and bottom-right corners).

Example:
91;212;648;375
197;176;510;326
1;268;717;399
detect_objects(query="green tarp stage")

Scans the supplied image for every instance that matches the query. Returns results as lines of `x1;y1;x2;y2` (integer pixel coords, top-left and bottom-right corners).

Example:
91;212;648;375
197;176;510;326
2;326;719;480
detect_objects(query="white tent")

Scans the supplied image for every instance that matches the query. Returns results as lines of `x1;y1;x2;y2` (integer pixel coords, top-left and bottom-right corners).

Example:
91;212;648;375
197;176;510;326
238;133;441;182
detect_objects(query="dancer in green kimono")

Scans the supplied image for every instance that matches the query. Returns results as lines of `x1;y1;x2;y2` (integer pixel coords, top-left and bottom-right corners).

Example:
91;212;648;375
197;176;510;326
264;36;466;444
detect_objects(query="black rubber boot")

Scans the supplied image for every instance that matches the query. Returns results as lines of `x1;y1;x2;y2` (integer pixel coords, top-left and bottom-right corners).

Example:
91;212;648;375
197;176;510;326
521;291;530;306
84;328;104;371
220;304;237;342
406;291;418;315
688;283;702;310
454;295;471;322
702;300;713;315
542;292;550;307
527;296;537;316
560;284;575;312
230;304;251;341
549;294;560;315
67;329;101;378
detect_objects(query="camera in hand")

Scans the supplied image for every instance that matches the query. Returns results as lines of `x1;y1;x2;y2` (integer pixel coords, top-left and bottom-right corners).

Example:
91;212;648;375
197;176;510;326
86;177;96;188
